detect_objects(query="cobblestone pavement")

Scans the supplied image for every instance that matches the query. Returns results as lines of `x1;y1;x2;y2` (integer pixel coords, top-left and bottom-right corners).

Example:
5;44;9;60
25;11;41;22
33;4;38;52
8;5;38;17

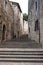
0;34;42;48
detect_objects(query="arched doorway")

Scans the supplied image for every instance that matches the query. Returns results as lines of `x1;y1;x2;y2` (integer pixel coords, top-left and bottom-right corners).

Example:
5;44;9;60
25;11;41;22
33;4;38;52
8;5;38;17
2;25;6;40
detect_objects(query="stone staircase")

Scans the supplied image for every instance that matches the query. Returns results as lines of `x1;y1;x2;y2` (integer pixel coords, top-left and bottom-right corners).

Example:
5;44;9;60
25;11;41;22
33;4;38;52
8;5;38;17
0;48;43;64
15;34;28;41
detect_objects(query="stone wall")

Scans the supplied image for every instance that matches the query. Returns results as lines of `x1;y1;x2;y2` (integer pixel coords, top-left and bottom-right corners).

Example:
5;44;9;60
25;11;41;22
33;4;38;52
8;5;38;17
28;0;43;47
10;2;23;38
0;0;23;42
28;0;39;43
0;0;14;42
40;0;43;47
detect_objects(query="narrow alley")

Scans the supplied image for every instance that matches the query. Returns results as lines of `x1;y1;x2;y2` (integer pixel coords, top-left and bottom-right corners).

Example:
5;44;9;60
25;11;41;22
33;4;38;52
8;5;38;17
0;0;43;65
0;0;42;49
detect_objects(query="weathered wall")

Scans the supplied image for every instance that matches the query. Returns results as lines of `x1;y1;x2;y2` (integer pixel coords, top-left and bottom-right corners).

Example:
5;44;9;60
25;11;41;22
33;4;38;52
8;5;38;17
40;0;43;47
10;2;23;38
20;13;23;35
0;0;14;42
28;0;39;43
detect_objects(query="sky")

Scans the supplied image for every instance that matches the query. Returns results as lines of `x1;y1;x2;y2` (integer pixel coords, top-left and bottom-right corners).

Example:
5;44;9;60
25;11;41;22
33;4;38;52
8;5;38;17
9;0;28;14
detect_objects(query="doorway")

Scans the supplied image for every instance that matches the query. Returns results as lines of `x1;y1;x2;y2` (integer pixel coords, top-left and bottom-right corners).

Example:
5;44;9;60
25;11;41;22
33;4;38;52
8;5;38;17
2;25;6;40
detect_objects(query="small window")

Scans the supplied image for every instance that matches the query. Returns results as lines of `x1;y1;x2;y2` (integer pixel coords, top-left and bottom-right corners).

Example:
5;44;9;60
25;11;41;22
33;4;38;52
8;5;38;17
0;15;1;17
34;19;39;31
29;27;30;33
5;0;7;7
35;1;37;10
5;1;7;4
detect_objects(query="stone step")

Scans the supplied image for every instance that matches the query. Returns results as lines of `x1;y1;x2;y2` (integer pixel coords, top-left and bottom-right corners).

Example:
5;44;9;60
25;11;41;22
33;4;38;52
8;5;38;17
0;55;43;57
16;34;28;41
0;48;43;62
0;58;43;62
0;63;43;65
0;51;43;55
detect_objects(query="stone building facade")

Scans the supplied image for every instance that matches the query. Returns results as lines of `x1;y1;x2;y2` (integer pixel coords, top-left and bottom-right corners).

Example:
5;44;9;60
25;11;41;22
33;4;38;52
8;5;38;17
0;0;14;42
28;0;43;47
10;2;23;38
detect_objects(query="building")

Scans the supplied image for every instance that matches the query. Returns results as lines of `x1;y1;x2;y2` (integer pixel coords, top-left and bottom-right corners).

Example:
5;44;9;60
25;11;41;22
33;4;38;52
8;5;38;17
23;20;28;34
20;13;23;36
28;0;43;47
10;1;23;38
0;0;14;42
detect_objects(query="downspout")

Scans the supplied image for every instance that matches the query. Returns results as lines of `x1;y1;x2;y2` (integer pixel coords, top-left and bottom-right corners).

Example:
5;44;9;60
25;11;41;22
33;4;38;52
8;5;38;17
38;0;40;43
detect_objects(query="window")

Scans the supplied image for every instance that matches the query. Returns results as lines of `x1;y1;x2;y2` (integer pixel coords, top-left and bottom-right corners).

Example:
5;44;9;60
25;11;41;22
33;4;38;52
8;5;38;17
0;15;1;18
5;0;7;7
29;27;30;33
5;1;7;5
35;1;37;10
34;19;39;31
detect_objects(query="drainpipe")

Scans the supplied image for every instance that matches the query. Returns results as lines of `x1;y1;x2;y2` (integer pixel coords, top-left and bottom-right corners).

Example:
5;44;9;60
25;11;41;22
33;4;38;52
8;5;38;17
38;0;40;43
